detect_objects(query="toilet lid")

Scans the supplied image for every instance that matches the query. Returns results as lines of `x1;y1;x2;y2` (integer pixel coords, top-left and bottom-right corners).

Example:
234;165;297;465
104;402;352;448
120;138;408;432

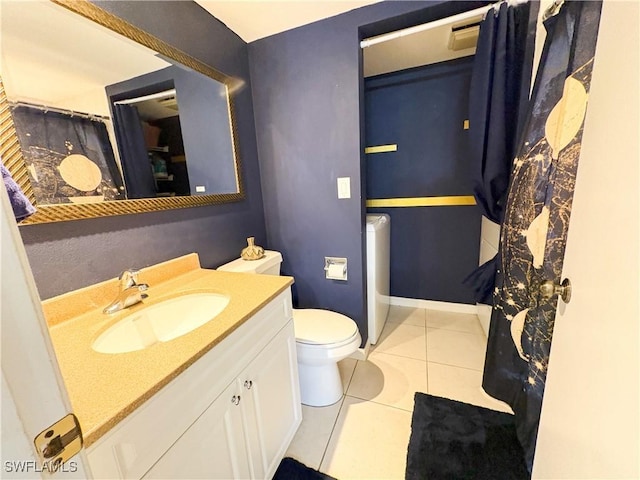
293;309;358;345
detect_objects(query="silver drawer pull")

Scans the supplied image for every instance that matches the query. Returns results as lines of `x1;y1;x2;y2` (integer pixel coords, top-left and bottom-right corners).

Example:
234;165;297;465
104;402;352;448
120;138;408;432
244;380;253;390
231;395;241;405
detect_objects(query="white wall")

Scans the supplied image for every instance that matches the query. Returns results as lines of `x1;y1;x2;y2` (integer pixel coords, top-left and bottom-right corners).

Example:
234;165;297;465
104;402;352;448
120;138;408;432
533;1;640;477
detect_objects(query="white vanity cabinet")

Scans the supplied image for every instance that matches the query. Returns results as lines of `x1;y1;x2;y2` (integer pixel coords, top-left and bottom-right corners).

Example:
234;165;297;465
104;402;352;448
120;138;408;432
86;289;301;479
238;325;301;478
145;324;299;479
145;380;251;479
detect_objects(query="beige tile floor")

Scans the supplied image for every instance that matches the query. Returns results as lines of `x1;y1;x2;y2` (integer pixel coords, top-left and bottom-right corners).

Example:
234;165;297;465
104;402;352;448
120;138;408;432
285;305;512;479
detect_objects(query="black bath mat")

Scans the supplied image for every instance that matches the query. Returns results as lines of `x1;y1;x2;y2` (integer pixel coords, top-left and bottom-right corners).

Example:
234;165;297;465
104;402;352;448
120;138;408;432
405;393;529;480
273;457;337;480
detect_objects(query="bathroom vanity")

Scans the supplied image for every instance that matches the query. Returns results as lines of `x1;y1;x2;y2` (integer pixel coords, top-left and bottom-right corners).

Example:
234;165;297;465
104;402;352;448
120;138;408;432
42;254;301;479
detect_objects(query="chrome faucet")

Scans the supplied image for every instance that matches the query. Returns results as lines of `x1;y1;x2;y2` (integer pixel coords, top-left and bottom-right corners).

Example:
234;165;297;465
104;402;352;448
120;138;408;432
103;270;149;314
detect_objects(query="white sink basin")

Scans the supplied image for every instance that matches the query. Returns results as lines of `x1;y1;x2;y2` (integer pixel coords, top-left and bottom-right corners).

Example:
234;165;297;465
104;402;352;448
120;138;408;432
92;293;230;354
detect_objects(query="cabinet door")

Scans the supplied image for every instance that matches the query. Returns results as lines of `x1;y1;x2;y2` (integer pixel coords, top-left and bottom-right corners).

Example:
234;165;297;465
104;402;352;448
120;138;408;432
240;322;302;479
143;381;251;479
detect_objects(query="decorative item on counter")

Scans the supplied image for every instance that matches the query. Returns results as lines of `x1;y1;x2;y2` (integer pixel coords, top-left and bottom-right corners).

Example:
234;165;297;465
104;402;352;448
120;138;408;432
241;237;265;261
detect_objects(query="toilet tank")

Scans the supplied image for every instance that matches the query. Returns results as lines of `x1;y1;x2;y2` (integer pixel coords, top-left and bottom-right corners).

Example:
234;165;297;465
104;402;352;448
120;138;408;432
217;250;282;275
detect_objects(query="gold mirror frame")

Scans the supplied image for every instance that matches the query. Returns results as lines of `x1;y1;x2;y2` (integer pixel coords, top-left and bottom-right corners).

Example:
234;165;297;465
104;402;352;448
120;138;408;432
0;0;244;225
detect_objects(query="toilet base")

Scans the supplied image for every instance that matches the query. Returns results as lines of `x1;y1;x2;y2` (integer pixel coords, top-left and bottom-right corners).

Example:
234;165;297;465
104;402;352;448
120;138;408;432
297;362;343;407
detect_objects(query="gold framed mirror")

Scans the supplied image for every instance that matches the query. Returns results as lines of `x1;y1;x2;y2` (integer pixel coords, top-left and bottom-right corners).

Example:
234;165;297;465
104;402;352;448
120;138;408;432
0;0;244;225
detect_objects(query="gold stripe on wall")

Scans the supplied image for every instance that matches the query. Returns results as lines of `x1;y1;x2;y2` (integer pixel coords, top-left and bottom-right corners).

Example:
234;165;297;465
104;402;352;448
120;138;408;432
366;196;477;208
365;144;398;154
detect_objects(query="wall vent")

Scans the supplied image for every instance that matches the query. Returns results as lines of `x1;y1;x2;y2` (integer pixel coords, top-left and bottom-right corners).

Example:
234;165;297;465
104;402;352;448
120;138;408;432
448;17;481;51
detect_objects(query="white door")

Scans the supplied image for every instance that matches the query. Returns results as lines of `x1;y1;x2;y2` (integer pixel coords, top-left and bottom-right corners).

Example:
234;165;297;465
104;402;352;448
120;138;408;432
1;187;91;478
532;1;639;478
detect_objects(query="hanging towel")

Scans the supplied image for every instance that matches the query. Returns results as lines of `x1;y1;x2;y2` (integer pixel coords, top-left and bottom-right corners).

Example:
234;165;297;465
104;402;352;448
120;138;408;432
1;163;36;221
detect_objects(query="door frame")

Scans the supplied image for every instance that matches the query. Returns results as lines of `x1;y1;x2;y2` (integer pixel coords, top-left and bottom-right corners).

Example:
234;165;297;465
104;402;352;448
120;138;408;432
1;185;91;478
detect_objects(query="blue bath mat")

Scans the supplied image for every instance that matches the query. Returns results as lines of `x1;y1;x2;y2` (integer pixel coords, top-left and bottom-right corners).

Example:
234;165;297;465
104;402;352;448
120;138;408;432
273;457;336;480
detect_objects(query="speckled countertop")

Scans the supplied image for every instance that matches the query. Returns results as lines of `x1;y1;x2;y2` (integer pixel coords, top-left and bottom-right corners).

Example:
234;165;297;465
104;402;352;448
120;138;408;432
42;254;293;448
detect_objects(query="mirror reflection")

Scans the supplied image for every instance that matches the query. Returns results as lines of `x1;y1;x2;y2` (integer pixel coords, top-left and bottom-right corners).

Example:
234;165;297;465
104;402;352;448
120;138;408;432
1;0;240;206
112;87;190;199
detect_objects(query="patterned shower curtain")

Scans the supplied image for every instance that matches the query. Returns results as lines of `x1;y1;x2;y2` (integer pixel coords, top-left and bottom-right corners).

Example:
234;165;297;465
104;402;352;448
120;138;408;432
11;106;125;204
482;0;602;471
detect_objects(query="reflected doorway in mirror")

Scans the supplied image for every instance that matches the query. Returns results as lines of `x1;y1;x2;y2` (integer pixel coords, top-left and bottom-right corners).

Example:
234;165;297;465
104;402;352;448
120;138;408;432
112;86;190;199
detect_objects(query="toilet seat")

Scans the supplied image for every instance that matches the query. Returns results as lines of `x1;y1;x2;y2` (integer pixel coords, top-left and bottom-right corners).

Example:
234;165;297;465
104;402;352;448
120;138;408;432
293;309;359;347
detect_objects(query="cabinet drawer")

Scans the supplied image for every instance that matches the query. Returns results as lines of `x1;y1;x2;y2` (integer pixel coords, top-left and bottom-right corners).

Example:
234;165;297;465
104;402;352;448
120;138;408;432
87;290;292;479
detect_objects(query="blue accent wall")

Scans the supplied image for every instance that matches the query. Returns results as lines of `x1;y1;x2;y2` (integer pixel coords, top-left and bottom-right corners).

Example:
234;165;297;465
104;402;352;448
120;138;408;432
248;1;489;344
366;58;481;304
19;1;266;300
366;58;475;197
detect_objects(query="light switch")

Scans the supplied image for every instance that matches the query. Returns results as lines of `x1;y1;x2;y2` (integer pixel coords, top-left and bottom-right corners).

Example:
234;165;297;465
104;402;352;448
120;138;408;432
337;177;351;199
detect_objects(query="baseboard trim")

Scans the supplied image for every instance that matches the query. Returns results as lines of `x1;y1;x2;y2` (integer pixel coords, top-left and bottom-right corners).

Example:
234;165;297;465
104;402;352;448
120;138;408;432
389;296;478;315
350;342;370;361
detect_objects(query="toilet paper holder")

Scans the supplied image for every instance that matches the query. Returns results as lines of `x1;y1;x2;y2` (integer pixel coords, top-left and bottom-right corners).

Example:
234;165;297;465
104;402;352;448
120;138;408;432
325;257;347;281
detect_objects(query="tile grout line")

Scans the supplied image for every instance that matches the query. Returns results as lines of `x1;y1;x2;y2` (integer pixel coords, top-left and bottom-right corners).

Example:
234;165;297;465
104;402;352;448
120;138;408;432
427;359;485;372
342;393;419;414
388;322;483;336
375;310;429;363
366;349;428;364
426;326;488;337
343;359;358;392
317;360;359;472
318;395;348;472
424;308;429;391
371;350;427;362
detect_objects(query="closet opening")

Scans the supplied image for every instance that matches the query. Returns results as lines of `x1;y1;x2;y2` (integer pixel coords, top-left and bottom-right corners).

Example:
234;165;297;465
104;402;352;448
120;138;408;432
362;3;491;309
360;0;536;405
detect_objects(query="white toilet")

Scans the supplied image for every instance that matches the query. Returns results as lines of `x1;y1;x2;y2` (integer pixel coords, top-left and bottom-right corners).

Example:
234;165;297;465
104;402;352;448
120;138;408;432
218;250;361;407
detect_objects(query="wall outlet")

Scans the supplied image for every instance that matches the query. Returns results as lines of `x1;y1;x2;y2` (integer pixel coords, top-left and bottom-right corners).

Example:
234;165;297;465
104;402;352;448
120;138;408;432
337;177;351;199
195;186;206;193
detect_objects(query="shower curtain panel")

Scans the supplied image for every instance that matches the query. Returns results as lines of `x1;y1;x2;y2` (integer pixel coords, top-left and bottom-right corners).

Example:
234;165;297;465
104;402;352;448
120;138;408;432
482;0;602;472
11;106;124;204
469;1;529;225
463;2;529;305
113;104;157;199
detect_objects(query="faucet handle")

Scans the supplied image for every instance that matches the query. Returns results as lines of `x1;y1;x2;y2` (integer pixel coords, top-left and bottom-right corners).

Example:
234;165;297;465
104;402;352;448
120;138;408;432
119;269;140;289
